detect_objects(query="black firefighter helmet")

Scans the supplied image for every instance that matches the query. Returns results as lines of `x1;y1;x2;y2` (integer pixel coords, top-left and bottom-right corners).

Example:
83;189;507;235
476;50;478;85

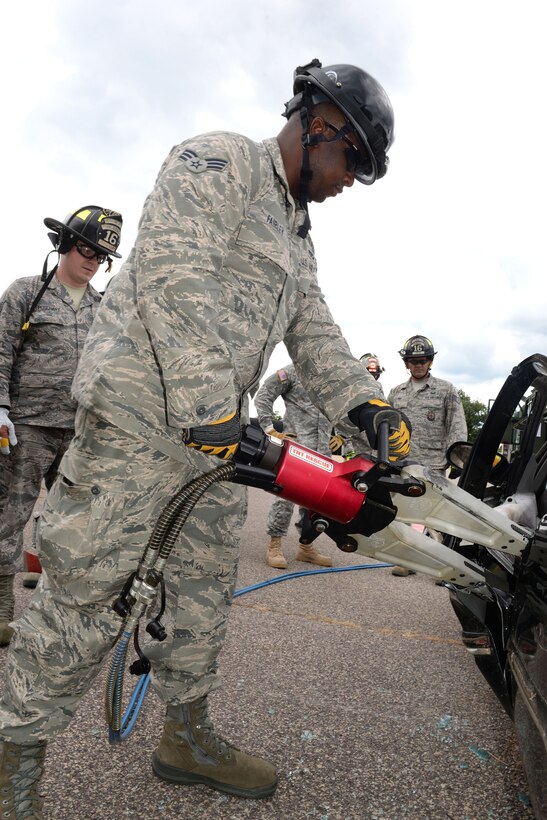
284;59;395;184
44;205;123;259
399;335;437;360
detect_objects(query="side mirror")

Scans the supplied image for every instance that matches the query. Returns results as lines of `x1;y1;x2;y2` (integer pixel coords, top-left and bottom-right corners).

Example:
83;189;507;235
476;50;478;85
447;441;473;472
446;441;510;486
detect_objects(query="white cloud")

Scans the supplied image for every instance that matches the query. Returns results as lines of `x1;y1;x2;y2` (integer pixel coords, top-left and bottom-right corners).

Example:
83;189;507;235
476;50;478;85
1;0;545;408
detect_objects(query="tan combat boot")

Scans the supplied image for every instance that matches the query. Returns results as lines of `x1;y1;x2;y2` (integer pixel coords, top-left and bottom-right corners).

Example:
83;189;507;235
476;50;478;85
152;698;277;798
266;536;287;569
0;739;46;819
295;542;333;567
0;574;15;646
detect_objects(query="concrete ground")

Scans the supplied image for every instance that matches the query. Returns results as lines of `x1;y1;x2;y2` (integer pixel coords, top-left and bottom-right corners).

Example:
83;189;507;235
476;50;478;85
2;487;535;819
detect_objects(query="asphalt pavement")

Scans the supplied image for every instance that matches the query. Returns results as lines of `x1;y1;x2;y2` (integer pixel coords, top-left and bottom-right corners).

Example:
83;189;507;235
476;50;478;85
2;487;536;819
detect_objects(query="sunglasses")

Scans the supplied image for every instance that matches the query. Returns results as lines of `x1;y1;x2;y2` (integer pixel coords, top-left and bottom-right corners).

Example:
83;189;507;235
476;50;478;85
323;121;368;177
405;358;432;366
75;241;108;265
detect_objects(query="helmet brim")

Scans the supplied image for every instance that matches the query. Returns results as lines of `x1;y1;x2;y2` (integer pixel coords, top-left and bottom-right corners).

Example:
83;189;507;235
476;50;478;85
43;216;122;258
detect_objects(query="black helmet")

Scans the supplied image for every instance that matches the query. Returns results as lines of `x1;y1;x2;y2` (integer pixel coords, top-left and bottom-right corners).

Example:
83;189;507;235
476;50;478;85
44;206;123;258
284;59;394;184
399;335;437;360
360;352;385;379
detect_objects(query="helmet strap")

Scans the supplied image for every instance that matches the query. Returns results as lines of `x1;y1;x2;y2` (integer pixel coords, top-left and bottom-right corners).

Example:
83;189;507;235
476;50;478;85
41;249;59;282
21;252;59;333
296;100;313;238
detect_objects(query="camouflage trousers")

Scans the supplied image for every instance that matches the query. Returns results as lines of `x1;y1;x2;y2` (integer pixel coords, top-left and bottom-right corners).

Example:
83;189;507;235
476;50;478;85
0;425;74;576
0;408;247;742
266;498;305;538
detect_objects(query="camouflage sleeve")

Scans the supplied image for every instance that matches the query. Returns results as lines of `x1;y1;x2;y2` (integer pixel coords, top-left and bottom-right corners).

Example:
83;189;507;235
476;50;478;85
283;278;383;429
134;133;260;428
0;279;30;408
254;367;292;431
445;385;468;447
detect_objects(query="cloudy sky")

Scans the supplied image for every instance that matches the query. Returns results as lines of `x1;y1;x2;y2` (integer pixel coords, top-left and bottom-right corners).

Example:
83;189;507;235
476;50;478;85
2;0;545;406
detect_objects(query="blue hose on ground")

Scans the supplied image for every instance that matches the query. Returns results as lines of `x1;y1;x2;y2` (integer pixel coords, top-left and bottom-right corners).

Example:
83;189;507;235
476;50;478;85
233;562;394;598
113;562;393;739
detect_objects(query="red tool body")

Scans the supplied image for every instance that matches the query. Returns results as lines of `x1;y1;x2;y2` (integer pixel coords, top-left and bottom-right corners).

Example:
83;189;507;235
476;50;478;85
273;440;375;522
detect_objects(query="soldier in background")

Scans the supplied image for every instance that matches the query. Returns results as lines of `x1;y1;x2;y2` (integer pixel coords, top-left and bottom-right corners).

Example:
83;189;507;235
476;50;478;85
255;363;336;569
0;206;123;644
388;335;467;576
0;60;410;813
328;351;385;456
360;352;384;382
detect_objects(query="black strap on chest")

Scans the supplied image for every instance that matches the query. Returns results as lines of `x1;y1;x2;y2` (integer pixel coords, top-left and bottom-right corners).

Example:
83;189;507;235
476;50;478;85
21;252;59;334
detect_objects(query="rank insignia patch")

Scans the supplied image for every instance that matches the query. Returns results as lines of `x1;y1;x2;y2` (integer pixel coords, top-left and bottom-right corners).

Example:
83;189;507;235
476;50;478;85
179;149;228;173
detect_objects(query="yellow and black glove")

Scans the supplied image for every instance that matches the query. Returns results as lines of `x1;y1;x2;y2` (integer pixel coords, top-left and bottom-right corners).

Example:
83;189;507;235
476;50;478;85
183;411;241;460
266;428;297;441
328;433;346;453
347;399;411;461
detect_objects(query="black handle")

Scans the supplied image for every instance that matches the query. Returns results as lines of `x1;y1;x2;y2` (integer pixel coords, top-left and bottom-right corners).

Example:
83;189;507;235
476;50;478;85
377;420;390;464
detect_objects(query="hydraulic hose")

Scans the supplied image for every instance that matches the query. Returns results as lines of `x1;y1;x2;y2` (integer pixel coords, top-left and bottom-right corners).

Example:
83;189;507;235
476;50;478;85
105;462;236;741
105;449;395;741
233;562;393;598
108;562;393;740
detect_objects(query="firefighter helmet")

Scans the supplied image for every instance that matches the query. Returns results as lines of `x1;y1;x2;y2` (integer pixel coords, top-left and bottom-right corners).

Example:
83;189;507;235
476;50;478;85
399;335;437;360
284;59;395;184
44;206;123;258
360;352;385;379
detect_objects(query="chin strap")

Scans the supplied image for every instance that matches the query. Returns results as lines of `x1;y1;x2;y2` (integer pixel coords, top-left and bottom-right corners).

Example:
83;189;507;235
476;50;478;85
295;99;354;239
297;102;313;238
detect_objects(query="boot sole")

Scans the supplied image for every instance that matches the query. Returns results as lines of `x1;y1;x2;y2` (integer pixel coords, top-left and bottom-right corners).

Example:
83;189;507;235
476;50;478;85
295;557;333;567
151;753;278;799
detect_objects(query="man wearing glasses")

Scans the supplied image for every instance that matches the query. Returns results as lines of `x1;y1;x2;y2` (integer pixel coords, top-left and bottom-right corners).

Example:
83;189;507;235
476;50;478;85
0;206;122;643
0;61;411;814
388;334;467;576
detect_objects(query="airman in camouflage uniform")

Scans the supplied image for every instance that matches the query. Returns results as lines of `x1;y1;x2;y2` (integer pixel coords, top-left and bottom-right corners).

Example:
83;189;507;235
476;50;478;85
0;206;122;647
388;334;467;576
254;363;336;568
0;60;409;812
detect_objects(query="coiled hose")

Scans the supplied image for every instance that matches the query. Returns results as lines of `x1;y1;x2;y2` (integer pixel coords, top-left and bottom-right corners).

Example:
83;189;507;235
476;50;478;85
104;461;394;741
105;461;236;741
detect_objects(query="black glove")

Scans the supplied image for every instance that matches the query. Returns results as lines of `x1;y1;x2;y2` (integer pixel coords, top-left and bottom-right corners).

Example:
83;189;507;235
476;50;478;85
182;410;241;460
348;399;411;461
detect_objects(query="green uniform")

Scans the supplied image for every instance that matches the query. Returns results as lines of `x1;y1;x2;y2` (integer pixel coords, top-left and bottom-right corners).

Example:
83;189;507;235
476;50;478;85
388;374;467;472
254;364;333;537
0;275;101;575
0;131;382;741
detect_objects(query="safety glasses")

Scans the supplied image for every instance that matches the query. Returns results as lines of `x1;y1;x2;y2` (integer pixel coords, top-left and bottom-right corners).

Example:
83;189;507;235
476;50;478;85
323;121;369;177
75;241;107;265
405;358;432;366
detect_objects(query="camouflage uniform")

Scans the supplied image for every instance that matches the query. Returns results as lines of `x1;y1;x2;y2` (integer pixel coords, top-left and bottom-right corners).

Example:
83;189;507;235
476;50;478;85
0;131;382;741
388;374;467;472
254;363;333;537
0;275;101;576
